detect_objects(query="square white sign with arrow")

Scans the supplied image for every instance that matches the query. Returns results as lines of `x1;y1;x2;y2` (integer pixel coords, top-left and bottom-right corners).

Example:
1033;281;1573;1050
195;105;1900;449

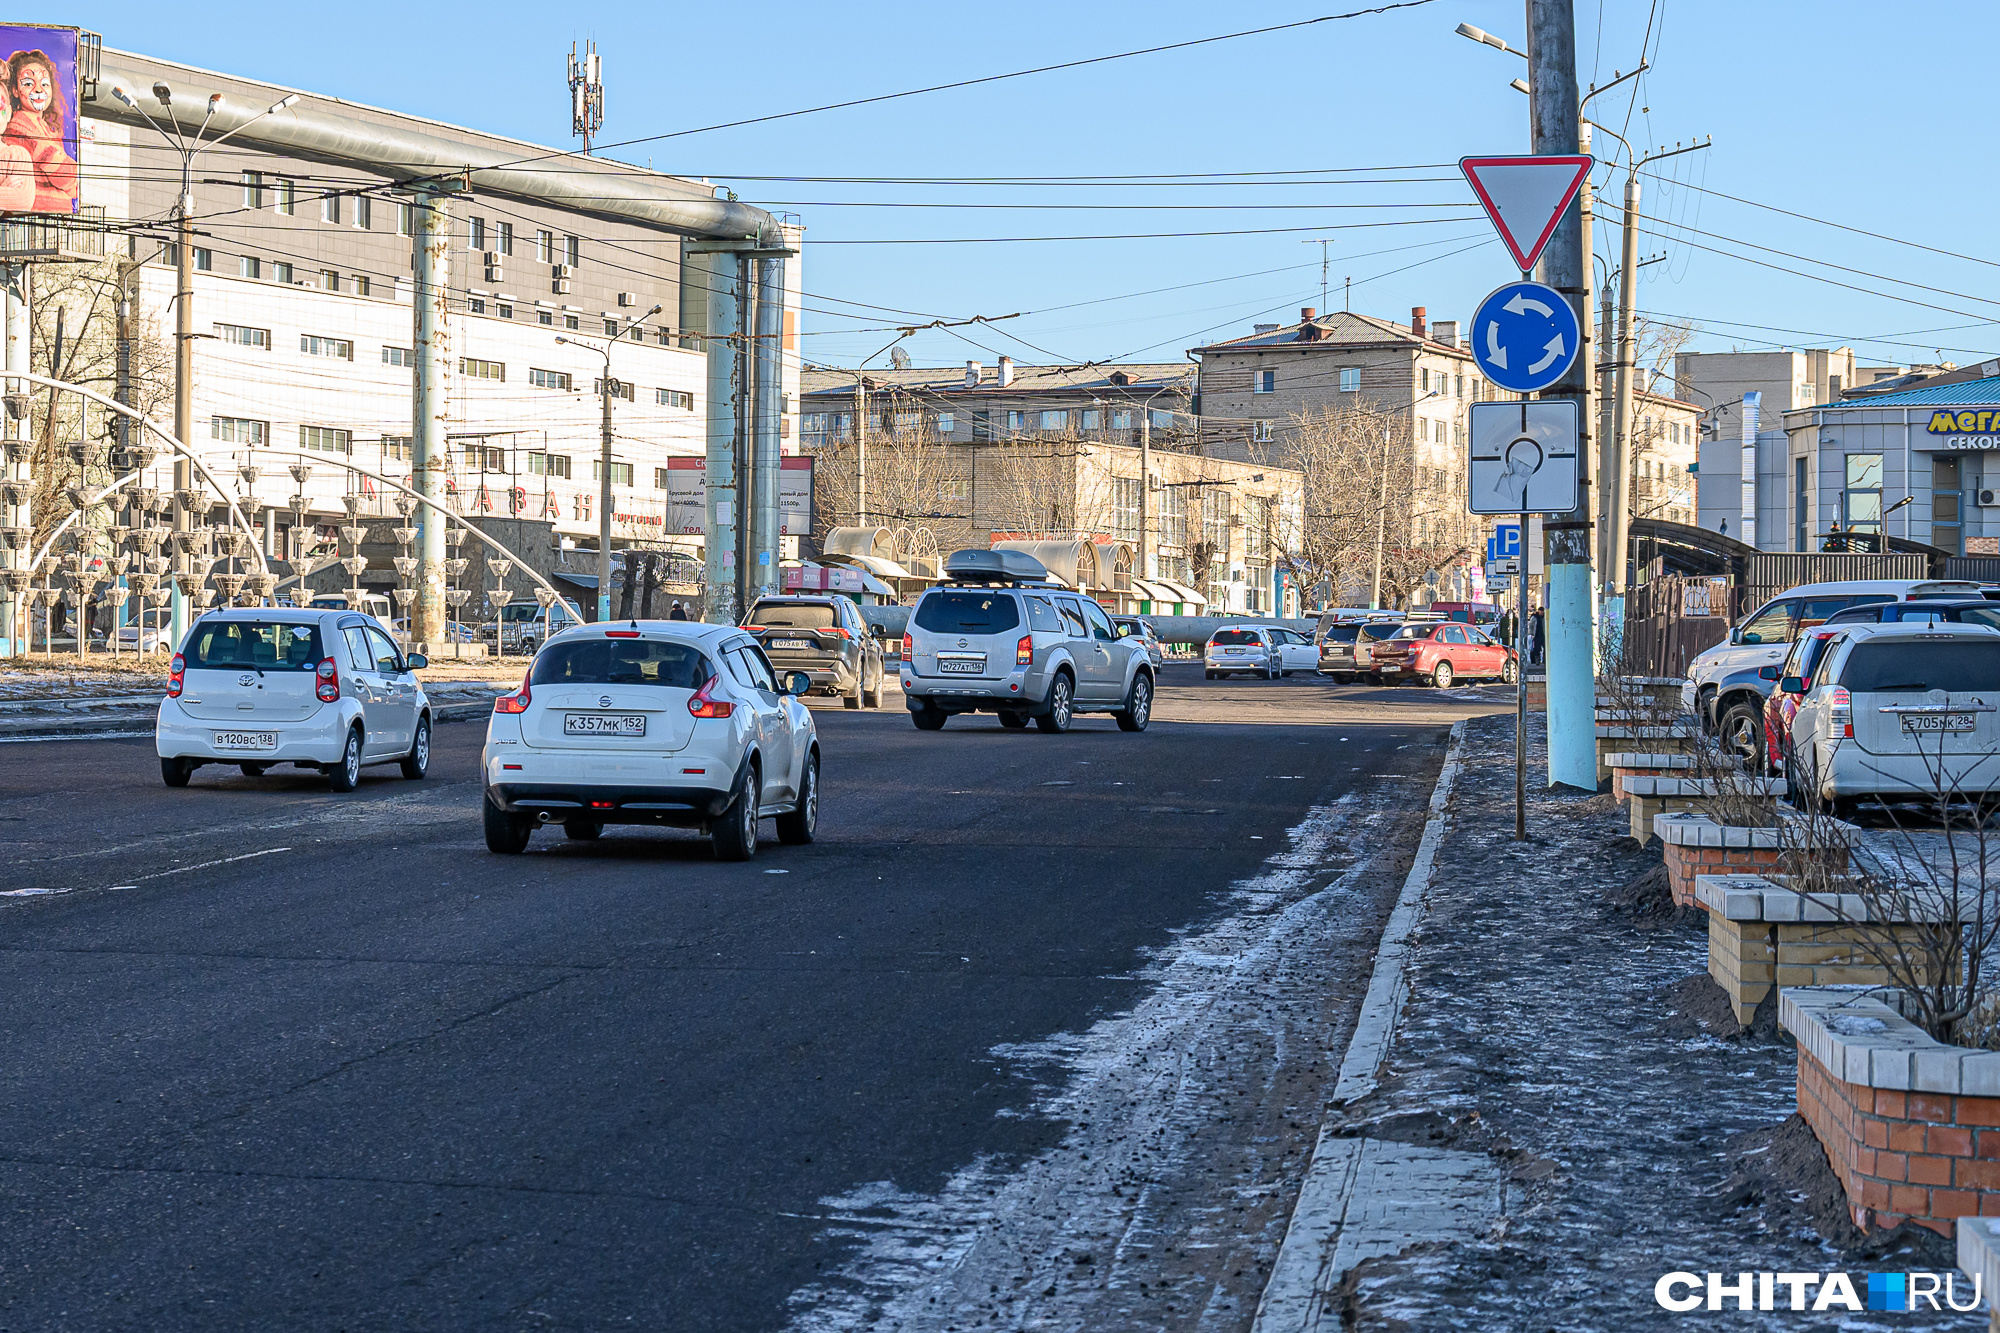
1468;400;1581;515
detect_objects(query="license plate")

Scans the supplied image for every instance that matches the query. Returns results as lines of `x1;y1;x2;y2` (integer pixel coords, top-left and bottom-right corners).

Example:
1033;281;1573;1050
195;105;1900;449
564;713;647;736
1225;647;1245;655
769;638;811;650
938;658;985;675
1902;713;1974;733
1381;666;1402;673
212;730;277;751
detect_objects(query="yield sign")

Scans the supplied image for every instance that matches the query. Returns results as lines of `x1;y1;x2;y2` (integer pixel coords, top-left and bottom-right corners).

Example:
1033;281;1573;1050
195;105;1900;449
1459;155;1593;273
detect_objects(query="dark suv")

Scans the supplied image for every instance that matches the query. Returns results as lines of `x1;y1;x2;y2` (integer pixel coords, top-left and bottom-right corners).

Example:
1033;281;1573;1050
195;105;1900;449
743;595;885;709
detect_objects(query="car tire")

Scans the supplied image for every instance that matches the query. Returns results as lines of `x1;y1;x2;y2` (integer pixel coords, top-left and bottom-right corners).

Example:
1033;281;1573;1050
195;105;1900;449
912;704;948;731
483;792;532;854
400;715;431;780
1718;698;1765;769
1036;672;1074;734
563;819;603;840
776;750;818;845
999;711;1029;729
1116;673;1153;732
862;664;882;709
1431;660;1454;689
1501;659;1519;685
326;727;363;792
1783;752;1803;809
844;674;862;709
1204;670;1216;680
712;766;760;862
160;756;194;788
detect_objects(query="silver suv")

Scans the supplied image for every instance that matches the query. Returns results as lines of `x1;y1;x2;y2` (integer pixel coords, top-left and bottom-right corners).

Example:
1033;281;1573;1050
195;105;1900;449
901;549;1154;734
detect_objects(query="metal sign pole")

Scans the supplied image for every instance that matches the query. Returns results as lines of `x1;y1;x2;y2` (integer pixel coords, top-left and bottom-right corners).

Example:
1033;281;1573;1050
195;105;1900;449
1517;503;1529;840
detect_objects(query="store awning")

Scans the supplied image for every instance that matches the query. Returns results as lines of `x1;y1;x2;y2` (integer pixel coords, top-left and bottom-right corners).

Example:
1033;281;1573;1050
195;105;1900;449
1151;579;1208;609
822;551;921;582
1130;577;1175;603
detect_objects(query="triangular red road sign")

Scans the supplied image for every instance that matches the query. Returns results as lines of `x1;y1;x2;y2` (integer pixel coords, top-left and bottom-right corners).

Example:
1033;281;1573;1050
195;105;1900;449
1459;155;1593;273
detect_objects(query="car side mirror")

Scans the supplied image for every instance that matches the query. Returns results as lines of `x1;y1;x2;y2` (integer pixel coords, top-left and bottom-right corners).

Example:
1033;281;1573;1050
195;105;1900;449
1780;675;1806;695
784;670;812;696
1729;627;1743;645
1757;664;1780;680
404;652;428;671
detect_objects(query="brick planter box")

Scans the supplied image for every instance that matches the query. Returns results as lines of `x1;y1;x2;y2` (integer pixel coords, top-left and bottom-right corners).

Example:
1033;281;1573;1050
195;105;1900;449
1783;988;2000;1236
1594;723;1695;783
1698;874;1948;1025
1606;751;1693;801
1655;811;1856;909
1626;775;1783;844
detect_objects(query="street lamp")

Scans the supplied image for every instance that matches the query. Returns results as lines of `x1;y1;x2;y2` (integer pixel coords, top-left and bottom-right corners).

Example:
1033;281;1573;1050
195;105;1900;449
1454;23;1526;58
558;302;664;622
110;82;299;647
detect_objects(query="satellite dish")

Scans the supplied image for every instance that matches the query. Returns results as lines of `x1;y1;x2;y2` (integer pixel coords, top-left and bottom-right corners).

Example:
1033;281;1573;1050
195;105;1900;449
889;346;912;370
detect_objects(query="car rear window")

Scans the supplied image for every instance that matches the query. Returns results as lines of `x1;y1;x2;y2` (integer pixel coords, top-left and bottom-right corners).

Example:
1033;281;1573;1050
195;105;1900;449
1211;629;1262;645
185;620;323;670
1320;624;1361;643
530;639;714;690
1359;623;1403;641
1839;640;2000;693
1391;625;1438;639
915;590;1021;634
750;601;839;629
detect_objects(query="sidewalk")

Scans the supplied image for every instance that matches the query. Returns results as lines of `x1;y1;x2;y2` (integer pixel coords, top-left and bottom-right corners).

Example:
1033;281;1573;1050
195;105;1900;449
1282;711;1977;1331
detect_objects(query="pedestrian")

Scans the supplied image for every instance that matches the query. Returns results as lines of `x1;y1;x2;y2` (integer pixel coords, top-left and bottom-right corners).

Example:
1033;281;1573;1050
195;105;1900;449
1527;609;1545;667
669;600;688;621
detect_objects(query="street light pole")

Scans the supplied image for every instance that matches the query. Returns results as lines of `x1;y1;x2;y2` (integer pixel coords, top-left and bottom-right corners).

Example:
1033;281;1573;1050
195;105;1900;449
559;304;662;623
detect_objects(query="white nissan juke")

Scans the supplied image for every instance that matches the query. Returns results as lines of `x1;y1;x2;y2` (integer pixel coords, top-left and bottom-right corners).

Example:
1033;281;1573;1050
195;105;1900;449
480;620;820;861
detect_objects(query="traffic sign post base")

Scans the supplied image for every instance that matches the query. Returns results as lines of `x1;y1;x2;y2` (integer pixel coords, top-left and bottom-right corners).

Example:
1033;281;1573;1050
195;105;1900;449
1546;558;1598;791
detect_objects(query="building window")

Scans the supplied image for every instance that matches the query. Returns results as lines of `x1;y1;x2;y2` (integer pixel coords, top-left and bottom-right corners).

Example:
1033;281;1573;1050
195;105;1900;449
655;329;670;346
1844;453;1884;532
1456;374;1466;399
241;171;263;208
238;256;260;280
530;368;572;390
319;269;339;293
211;416;268;446
460;357;506;382
894;410;920;433
300;334;353;360
1081;409;1100;431
300;425;351;454
275;178;294;215
1339;368;1360;392
383;345;413;368
593;378;636;402
1112;476;1140;541
1419;367;1430;391
497;302;511;319
593;460;634;485
936;411;956;434
272;262;292;284
494;221;512;256
563;313;579;331
354;196;371;230
529;452;571;478
193;248;212;271
1253;419;1273;443
382;435;412;463
564;235;581;267
355;276;371;298
1159;485;1187;547
321;192;340;224
535;230;553;263
468;298;486;315
397;202;413;236
655;388;693;409
468;216;485;251
940;476;972;506
1247;495;1272;553
1150;408;1175;431
1038;409;1066;431
628;325;643;342
1202;488;1231;550
215;323;270;349
604;319;619;337
463;444;505;471
537;309;554;326
1111;409;1133;430
1006;410;1027;432
1255;369;1276;393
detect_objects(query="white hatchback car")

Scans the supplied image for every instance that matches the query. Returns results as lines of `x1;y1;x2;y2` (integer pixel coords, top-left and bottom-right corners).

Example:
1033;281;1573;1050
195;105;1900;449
155;608;433;790
480;621;819;861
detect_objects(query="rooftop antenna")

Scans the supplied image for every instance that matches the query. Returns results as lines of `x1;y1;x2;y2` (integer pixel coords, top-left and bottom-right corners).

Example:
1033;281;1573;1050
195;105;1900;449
568;42;603;155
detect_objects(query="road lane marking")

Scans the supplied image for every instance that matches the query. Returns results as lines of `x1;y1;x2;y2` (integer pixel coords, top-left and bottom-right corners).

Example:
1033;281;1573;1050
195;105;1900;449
0;846;293;901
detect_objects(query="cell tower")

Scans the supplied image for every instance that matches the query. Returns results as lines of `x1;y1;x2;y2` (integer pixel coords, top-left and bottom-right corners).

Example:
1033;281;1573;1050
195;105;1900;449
568;42;603;155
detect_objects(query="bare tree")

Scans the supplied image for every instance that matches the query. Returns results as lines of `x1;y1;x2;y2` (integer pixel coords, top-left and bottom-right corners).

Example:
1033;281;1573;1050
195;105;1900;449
810;419;980;554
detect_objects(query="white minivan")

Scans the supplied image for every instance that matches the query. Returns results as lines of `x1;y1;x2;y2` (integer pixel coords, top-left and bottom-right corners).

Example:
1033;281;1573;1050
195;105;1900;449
155;609;433;789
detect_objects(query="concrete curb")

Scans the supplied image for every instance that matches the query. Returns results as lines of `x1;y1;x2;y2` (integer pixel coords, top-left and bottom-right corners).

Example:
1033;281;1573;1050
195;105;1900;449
1251;717;1469;1333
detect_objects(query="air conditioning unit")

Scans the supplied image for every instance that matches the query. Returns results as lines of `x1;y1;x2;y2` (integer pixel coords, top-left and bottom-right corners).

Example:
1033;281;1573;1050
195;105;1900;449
552;278;572;294
1980;488;2000;507
482;251;501;266
485;265;504;283
617;292;634;307
552;263;572;279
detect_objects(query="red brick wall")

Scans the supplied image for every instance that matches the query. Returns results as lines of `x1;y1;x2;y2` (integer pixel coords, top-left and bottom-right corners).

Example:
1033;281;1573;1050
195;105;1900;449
1663;841;1787;908
1612;765;1683;801
1797;1049;2000;1236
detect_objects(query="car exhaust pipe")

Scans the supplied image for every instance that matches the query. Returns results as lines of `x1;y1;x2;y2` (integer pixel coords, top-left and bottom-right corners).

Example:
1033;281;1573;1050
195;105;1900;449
536;810;553;823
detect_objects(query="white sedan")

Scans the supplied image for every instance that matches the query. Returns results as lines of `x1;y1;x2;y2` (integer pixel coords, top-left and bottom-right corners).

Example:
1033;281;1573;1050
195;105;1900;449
480;620;820;861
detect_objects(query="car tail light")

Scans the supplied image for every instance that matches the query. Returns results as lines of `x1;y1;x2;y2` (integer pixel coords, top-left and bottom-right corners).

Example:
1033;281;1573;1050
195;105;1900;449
902;632;913;660
315;656;340;703
605;629;641;638
823;627;852;640
688;674;735;719
740;625;766;634
167;653;185;698
493;666;532;714
1829;686;1852;738
1017;634;1034;666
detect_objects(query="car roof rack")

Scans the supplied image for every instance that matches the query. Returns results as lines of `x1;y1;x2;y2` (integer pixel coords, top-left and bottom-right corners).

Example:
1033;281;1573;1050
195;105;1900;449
940;548;1055;585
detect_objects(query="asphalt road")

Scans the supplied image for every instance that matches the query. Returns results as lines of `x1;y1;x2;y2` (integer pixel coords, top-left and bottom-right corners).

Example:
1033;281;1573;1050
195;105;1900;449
0;666;1505;1332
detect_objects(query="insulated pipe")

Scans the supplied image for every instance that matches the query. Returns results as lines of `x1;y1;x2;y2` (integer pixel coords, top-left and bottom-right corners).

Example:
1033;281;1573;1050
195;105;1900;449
92;53;780;242
750;255;785;602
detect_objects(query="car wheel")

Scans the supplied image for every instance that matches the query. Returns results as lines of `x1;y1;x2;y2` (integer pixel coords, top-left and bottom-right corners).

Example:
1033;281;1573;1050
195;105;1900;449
160;756;194;788
844;673;862;709
238;762;268;777
1783;752;1802;808
563;819;603;840
912;704;948;731
1335;672;1356;684
482;792;532;854
999;711;1029;729
1117;673;1153;733
776;750;818;845
1501;659;1519;685
1431;660;1454;689
1718;699;1765;769
400;715;431;780
712;766;760;862
862;665;882;709
1368;673;1384;685
1204;670;1216;680
326;727;363;792
1036;672;1074;734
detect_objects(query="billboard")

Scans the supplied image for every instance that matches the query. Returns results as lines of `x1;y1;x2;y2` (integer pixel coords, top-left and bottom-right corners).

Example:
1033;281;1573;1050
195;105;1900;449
661;456;814;537
0;25;77;214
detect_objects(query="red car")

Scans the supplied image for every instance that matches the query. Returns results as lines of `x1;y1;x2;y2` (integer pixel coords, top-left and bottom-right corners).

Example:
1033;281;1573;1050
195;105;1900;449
1369;622;1519;688
1760;628;1844;774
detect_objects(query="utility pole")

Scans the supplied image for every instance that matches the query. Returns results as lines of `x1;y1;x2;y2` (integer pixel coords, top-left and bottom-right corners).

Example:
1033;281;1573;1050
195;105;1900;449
171;203;193;648
411;181;455;649
1527;0;1597;790
597;365;614;621
1138;400;1152;581
855;374;868;527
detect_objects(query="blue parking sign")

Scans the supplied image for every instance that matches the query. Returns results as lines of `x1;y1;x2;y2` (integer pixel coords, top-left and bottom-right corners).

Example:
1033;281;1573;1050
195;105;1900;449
1487;524;1521;561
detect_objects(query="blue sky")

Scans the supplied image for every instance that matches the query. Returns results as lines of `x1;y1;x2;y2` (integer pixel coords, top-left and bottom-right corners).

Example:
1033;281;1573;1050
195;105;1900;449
71;1;2000;376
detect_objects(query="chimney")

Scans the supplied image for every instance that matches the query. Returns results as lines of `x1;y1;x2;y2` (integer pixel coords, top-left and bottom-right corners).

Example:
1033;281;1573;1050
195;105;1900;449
998;355;1015;388
1301;307;1317;323
964;360;982;387
1410;306;1427;339
1431;320;1458;349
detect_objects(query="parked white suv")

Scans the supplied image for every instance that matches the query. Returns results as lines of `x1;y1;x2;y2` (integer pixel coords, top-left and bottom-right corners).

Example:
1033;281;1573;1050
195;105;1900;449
901;549;1153;733
155;608;433;790
480;621;819;861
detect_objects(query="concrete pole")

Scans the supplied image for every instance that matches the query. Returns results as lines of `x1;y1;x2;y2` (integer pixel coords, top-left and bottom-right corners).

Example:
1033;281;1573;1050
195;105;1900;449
854;373;868;527
169;211;193;649
1528;0;1598;790
411;184;452;648
1607;170;1641;608
1598;281;1615;572
751;255;785;601
1138;402;1152;580
597;365;614;623
1;263;22;655
701;252;742;625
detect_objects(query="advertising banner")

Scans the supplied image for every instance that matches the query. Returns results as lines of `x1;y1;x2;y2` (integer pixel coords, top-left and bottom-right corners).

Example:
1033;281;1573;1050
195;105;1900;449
0;25;78;214
661;455;815;538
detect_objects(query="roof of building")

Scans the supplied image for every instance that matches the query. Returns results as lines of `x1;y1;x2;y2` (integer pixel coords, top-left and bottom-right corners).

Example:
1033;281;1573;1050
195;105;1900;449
1813;375;2000;407
800;362;1194;399
1188;309;1471;359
